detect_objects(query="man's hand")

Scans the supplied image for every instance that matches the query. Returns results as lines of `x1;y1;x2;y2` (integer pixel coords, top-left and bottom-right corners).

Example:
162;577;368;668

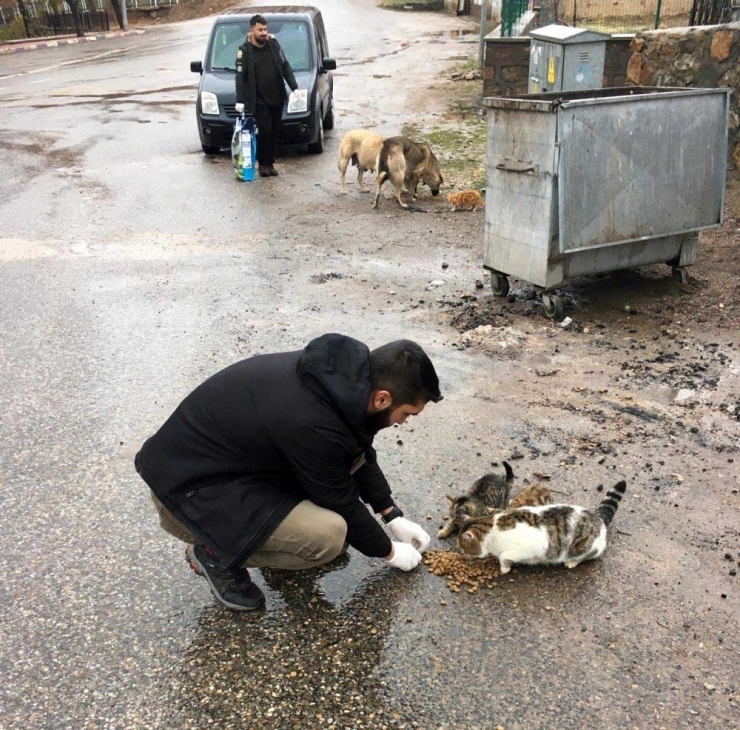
384;542;422;571
235;102;245;114
387;517;431;553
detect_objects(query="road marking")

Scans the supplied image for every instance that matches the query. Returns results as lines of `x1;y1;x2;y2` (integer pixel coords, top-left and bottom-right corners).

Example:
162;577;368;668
0;47;136;80
29;78;52;84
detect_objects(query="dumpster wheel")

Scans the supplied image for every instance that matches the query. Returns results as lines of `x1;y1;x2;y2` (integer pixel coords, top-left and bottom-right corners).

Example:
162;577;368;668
491;272;510;297
542;293;564;320
672;267;690;285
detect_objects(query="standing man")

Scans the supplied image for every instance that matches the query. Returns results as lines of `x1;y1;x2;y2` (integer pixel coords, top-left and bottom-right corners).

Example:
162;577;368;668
135;334;443;611
235;14;298;177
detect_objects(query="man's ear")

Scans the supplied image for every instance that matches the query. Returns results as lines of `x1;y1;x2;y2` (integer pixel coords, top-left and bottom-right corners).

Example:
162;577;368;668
370;389;392;412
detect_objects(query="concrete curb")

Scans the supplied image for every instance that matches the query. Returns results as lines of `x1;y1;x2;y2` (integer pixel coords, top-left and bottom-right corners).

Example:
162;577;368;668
0;28;148;55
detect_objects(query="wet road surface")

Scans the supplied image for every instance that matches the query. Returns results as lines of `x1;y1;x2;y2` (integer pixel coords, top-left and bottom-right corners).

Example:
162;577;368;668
1;1;738;728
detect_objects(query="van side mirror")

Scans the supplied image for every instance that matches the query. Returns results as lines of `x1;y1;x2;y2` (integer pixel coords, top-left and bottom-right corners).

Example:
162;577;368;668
190;61;203;74
321;58;336;71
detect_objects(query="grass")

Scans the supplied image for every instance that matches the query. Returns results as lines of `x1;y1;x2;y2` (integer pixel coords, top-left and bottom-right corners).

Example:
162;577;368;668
402;54;489;192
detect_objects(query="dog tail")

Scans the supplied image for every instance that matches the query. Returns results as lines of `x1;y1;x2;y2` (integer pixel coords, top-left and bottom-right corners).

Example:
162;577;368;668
377;140;393;176
349;153;359;168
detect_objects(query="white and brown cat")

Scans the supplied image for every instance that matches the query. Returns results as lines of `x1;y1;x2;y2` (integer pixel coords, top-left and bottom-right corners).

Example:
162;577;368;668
458;481;627;574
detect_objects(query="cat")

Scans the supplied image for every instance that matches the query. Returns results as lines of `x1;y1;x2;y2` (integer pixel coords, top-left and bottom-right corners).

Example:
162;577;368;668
506;482;553;510
448;189;484;212
438;461;515;539
457;480;627;574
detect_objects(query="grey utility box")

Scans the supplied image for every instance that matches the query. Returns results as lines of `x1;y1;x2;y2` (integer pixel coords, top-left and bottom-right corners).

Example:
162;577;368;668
483;87;730;318
528;25;609;94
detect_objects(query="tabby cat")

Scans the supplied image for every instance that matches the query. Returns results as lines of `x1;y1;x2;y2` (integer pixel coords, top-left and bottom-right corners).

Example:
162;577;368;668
448;189;484;212
457;481;627;574
438;461;515;539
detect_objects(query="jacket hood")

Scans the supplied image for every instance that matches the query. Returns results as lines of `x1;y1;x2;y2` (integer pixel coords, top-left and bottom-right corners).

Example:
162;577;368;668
297;334;372;440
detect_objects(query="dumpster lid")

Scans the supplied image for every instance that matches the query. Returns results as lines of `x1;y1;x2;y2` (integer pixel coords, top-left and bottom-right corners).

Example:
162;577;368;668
529;24;609;44
483;86;730;111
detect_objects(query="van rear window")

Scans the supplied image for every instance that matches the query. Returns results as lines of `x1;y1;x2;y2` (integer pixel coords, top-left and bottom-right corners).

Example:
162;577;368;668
210;21;313;73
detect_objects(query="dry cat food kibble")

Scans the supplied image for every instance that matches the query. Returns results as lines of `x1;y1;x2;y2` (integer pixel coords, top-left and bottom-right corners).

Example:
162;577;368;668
424;549;502;594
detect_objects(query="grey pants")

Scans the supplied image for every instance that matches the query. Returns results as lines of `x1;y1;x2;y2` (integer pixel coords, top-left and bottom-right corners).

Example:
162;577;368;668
151;493;348;570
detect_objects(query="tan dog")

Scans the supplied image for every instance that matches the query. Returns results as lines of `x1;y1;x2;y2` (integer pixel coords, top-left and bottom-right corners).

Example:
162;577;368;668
338;130;384;195
372;136;443;209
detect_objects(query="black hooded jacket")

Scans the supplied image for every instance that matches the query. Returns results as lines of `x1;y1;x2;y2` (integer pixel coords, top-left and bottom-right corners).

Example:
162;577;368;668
235;37;298;114
135;335;394;568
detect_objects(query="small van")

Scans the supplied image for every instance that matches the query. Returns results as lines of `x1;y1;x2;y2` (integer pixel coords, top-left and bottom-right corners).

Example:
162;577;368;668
190;6;336;155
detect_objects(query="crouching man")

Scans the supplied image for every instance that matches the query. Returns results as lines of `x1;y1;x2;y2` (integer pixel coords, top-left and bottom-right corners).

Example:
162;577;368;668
135;333;442;611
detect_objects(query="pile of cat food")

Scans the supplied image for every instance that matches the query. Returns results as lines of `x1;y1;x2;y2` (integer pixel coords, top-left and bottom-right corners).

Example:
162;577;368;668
424;549;502;594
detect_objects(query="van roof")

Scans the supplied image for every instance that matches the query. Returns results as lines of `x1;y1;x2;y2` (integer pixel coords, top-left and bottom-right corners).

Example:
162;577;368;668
220;5;321;19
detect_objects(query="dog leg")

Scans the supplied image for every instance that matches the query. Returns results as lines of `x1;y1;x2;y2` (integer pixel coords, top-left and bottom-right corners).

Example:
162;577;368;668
393;176;408;209
358;168;369;193
339;157;349;195
372;172;387;209
407;174;420;202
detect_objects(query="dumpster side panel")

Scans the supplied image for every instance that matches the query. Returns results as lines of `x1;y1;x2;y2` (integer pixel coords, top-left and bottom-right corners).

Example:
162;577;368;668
557;91;728;252
484;108;558;289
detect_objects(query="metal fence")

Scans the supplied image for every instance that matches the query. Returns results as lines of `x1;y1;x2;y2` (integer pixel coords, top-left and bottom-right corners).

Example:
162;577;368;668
500;0;700;34
0;0;177;32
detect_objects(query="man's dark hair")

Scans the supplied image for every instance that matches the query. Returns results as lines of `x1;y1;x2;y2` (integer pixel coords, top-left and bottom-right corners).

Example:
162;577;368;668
250;14;267;27
369;340;442;406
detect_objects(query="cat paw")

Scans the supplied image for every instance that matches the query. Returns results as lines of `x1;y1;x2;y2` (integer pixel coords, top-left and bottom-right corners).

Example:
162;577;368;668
499;562;512;574
565;560;579;569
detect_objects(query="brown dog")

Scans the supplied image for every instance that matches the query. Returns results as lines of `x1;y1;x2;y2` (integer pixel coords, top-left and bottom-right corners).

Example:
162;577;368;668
372;136;443;209
338;129;384;195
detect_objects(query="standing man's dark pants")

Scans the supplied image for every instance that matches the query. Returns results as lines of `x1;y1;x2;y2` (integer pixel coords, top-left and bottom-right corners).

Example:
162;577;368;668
255;103;283;169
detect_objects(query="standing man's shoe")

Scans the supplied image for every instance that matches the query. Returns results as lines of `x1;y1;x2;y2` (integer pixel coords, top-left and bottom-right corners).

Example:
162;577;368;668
186;544;266;611
268;166;279;176
258;167;271;178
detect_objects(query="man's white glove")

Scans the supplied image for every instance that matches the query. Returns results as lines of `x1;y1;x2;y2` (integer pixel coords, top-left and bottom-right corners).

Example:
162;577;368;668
387;517;431;553
384;541;422;571
235;102;245;114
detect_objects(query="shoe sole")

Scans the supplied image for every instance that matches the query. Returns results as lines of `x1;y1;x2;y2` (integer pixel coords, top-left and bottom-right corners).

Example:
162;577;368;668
186;546;266;612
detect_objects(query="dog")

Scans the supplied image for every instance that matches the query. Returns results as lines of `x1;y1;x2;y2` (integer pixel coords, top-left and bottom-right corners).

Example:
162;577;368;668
372;136;443;209
338;130;384;195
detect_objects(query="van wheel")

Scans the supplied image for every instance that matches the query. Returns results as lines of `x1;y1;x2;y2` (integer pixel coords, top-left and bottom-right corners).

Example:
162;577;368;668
323;104;334;130
308;114;324;154
202;144;220;155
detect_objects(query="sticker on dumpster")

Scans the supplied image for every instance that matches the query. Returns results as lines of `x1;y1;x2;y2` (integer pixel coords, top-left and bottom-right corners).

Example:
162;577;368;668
547;57;556;84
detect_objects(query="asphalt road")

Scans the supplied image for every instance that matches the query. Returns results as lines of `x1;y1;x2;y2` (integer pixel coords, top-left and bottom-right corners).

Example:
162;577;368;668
1;1;738;728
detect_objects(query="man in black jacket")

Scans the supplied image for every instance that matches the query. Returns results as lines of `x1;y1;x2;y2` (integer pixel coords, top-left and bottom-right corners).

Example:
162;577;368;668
135;334;443;611
234;14;298;177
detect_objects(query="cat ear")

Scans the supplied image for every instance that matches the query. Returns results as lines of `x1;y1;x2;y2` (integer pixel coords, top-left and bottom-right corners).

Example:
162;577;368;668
446;494;457;503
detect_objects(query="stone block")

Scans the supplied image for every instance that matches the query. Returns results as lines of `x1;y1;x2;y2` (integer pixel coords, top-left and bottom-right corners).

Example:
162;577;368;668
484;82;502;96
629;36;645;53
711;30;734;63
488;41;530;67
640;63;656;86
732;140;740;169
626;52;643;85
484;65;495;81
673;52;695;71
500;64;528;83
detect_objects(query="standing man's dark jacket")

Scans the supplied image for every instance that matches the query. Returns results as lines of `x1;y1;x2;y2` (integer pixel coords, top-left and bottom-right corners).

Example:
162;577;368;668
135;335;394;568
235;37;298;114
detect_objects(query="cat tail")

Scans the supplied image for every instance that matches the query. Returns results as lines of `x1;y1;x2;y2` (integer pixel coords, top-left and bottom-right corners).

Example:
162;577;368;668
595;481;627;526
503;461;514;481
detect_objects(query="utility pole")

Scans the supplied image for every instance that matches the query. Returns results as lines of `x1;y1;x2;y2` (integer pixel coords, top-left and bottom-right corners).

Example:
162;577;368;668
478;0;489;68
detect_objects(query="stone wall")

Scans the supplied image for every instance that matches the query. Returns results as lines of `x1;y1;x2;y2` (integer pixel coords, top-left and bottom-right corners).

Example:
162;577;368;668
483;36;633;96
626;22;740;168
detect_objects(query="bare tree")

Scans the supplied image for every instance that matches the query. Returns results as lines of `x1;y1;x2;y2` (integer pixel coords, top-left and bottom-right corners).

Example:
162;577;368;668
16;0;31;37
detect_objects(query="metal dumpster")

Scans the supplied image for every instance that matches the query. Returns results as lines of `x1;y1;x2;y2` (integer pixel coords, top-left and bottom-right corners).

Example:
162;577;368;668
483;86;730;318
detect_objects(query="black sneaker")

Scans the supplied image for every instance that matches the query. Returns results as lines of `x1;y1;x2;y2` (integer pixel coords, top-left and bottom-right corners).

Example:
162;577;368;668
186;544;265;611
268;166;279;176
258;167;270;177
